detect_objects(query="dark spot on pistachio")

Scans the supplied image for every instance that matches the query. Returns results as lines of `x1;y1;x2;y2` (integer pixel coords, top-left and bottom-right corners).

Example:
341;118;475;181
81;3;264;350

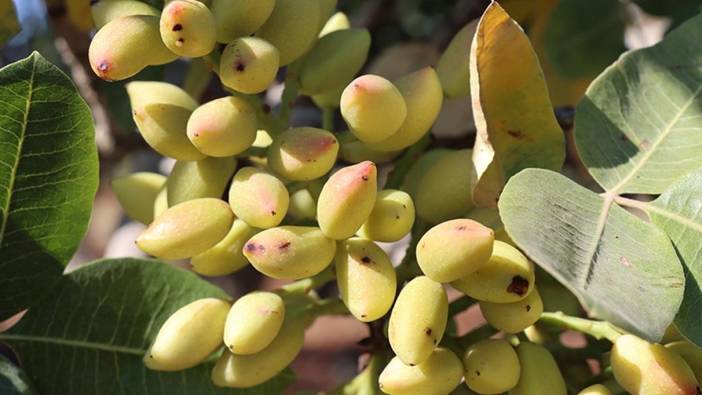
235;62;245;72
98;61;110;72
172;24;183;31
177;38;185;43
278;242;291;250
507;129;525;139
271;210;277;216
526;304;531;312
361;256;371;264
245;243;257;252
475;370;481;376
395;215;400;219
425;328;432;336
507;276;530;297
361;175;369;181
457;225;467;231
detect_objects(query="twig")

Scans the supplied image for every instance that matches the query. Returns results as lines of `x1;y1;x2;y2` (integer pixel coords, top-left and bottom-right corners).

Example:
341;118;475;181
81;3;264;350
539;312;624;342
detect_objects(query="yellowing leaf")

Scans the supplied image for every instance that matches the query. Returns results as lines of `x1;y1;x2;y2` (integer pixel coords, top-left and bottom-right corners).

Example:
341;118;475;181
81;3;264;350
470;2;565;207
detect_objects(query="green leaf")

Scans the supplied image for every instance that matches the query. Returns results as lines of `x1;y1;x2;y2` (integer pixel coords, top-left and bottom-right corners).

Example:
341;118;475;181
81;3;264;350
470;2;565;207
618;167;702;345
574;14;702;195
0;0;19;47
0;52;99;320
499;169;684;341
544;0;626;79
0;258;294;394
0;355;37;395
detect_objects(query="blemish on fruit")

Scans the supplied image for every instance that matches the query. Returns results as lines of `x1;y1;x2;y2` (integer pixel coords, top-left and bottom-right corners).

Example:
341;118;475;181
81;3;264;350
506;276;530;296
507;129;524;139
425;327;432;336
278;242;291;250
525;304;531;312
361;256;371;264
172;24;183;31
235;62;246;72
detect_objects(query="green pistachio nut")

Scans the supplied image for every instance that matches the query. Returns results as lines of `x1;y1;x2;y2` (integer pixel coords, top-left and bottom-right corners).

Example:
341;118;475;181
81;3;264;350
378;348;463;395
436;20;478;98
317;161;378;240
220;37;280;94
300;29;371;95
452;240;535;303
190;219;259;277
166;156;237;206
577;384;613;395
416;218;494;283
111;172;166;224
223;291;285;355
255;0;321;66
228;167;289;229
160;0;216;58
211;314;306;388
136;198;234;259
336;238;397;322
126;81;204;161
338;131;401;164
91;0;159;28
612;334;699;395
243;226;336;280
509;342;566;395
187;96;257;157
463;339;521;394
368;67;443;152
358;189;415;242
287;186;317;220
667;341;702;384
388;276;448;366
480;288;543;334
210;0;275;42
341;75;407;144
89;15;177;81
153;184;168;218
267;127;339;181
401;148;450;197
144;298;231;371
415;149;475;223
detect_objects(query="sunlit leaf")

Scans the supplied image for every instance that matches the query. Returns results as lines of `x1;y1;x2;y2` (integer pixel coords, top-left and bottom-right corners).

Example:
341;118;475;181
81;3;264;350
470;2;565;208
499;169;684;341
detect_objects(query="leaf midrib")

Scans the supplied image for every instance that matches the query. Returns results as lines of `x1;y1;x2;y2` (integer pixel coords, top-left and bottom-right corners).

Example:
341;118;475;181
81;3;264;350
0;333;144;356
579;84;702;289
0;56;35;247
